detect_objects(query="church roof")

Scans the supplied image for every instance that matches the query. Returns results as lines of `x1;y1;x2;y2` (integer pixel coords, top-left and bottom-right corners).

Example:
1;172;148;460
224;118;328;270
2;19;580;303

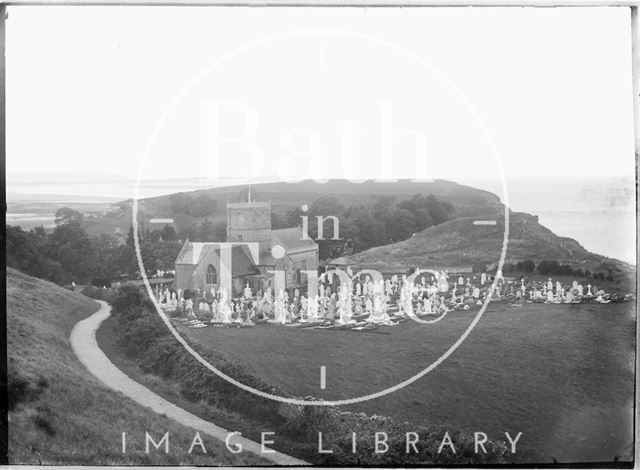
175;242;258;277
271;227;319;255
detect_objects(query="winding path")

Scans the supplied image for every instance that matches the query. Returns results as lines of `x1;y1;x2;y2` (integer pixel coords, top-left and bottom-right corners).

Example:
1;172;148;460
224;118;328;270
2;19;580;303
70;300;306;466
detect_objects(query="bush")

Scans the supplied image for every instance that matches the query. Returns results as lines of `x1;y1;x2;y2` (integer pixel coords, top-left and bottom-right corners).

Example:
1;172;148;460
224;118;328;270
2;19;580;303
502;263;515;273
537;260;560;275
537;260;574;276
183;289;194;300
516;260;535;273
81;284;117;303
91;278;112;288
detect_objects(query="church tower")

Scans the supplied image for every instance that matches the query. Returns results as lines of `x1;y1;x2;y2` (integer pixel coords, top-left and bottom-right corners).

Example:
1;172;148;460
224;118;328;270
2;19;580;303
226;196;272;252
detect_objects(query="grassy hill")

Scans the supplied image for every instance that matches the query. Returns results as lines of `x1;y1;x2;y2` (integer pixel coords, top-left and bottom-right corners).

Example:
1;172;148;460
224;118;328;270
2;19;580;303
6;268;266;465
351;211;634;275
82;179;504;238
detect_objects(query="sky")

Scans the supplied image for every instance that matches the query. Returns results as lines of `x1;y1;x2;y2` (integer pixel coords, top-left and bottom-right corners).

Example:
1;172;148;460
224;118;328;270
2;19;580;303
6;6;636;187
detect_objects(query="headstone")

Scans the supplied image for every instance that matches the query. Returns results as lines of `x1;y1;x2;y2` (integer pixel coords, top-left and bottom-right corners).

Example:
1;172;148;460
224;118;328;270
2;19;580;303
565;290;574;303
243;283;252;299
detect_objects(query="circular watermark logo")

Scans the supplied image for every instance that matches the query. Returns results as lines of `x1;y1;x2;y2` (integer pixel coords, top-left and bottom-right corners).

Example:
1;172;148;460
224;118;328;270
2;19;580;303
133;30;510;407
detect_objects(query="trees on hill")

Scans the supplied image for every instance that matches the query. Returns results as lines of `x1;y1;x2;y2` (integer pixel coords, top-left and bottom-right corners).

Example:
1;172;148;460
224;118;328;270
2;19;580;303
6;219;183;286
169;192;217;217
536;260;614;281
54;207;84;225
516;260;536;273
283;193;455;259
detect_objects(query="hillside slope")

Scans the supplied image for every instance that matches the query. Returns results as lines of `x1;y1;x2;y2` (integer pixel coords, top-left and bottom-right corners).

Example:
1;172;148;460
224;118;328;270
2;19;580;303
351;211;633;273
84;179;504;237
6;268;266;465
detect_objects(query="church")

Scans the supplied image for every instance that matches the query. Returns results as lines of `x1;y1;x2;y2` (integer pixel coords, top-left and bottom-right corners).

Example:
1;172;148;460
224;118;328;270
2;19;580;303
174;197;319;297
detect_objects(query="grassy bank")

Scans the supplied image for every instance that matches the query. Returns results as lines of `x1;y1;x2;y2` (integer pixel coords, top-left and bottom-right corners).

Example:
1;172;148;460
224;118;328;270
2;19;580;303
6;268;267;465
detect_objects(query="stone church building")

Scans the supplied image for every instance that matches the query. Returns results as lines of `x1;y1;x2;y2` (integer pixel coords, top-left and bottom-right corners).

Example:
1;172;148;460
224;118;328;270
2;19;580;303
174;199;319;297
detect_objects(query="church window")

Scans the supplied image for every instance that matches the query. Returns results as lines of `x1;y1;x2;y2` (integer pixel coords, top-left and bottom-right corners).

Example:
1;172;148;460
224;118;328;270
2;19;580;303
206;264;217;284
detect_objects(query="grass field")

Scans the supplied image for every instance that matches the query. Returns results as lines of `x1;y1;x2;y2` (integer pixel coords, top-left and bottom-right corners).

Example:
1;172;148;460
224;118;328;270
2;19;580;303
177;299;636;463
6;268;268;465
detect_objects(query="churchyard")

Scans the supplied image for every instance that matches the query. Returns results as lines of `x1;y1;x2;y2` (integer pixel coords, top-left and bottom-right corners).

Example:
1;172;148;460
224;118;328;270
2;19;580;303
140;265;637;463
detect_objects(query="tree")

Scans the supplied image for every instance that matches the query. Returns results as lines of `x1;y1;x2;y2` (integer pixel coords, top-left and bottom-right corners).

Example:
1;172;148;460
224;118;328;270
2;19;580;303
212;222;227;241
92;234;124;279
169;192;217;217
197;219;215;242
516;259;535;273
271;212;287;229
161;224;178;241
190;194;217;217
309;196;345;218
46;220;96;281
6;225;70;284
55;207;83;225
388;208;418;242
537;260;560;275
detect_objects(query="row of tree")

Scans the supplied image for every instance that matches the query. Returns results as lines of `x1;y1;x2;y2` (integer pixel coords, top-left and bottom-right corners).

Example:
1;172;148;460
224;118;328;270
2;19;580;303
6;221;182;286
500;259;615;282
282;194;455;259
149;192;456;260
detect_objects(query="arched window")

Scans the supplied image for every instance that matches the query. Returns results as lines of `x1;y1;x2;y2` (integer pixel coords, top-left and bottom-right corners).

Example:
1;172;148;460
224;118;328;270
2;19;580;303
206;264;217;285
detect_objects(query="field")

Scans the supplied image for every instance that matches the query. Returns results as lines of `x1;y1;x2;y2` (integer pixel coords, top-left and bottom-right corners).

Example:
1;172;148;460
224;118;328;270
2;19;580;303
6;268;268;465
177;300;636;463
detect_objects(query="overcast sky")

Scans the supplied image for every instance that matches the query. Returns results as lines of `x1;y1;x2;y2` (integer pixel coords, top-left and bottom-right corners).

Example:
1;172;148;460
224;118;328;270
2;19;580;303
6;6;636;191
